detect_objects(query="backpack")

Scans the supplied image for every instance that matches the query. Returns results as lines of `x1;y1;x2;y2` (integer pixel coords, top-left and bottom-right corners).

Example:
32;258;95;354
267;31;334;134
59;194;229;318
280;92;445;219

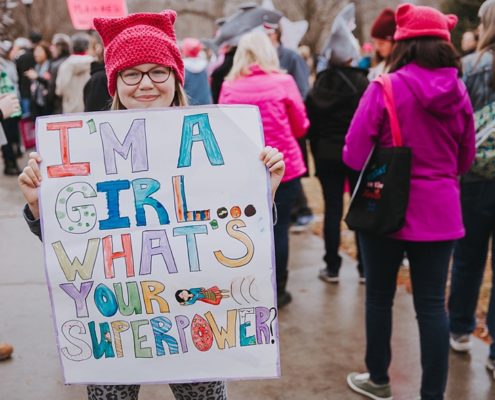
471;101;495;179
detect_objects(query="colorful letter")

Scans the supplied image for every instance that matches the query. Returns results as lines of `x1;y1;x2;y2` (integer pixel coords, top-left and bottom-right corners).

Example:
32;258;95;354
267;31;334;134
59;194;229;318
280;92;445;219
97;180;131;230
140;281;169;314
59;281;94;318
177;113;224;168
52;238;100;281
46;120;90;177
213;219;254;268
100;119;149;174
60;320;92;361
88;321;115;359
111;320;130;358
132;178;169;226
150;316;179;356
102;234;135;279
113;282;142;316
191;314;214;352
255;307;271;345
175;315;190;354
55;182;97;234
140;230;178;275
94;283;118;317
173;225;208;272
239;308;256;347
130;320;153;358
204;310;237;350
172;175;210;222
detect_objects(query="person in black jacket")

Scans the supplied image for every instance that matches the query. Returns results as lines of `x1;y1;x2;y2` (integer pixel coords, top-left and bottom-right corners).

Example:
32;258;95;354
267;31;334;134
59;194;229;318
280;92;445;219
83;32;111;112
306;13;368;283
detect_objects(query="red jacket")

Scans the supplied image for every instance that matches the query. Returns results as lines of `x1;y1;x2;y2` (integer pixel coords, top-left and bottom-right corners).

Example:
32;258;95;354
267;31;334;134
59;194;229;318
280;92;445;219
219;65;309;182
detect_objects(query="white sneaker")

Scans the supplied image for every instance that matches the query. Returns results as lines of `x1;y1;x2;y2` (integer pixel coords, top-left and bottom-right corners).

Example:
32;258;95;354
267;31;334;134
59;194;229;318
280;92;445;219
449;333;472;352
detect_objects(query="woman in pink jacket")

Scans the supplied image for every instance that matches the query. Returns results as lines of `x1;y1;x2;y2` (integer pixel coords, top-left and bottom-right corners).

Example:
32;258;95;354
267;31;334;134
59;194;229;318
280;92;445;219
219;31;309;308
344;5;475;400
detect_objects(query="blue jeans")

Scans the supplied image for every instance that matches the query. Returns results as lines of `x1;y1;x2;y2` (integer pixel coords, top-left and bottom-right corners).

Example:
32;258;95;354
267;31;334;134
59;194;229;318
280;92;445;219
274;178;301;295
316;159;362;274
448;181;495;360
359;233;453;400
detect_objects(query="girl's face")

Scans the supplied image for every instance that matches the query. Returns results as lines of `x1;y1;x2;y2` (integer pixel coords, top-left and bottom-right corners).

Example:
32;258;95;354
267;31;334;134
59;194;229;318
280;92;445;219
116;63;176;110
373;38;393;59
179;290;191;301
34;46;47;64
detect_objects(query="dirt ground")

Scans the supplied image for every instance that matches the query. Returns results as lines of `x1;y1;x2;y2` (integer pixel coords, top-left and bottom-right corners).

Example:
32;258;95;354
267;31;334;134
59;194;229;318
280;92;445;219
301;174;493;344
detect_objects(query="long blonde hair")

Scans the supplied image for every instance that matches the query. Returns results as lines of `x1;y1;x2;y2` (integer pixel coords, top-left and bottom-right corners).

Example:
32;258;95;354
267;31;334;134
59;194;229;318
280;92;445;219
478;0;495;52
226;30;282;81
111;79;188;110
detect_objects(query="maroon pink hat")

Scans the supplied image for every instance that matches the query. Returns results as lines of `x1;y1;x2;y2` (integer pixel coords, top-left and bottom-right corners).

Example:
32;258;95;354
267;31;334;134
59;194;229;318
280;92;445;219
394;3;458;42
93;10;185;96
371;8;396;41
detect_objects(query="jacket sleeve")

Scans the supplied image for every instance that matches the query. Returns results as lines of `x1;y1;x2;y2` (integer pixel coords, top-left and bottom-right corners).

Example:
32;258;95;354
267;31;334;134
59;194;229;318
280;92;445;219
23;204;42;241
55;62;67;97
343;81;384;170
458;99;476;175
218;82;229;104
285;76;309;139
290;55;310;99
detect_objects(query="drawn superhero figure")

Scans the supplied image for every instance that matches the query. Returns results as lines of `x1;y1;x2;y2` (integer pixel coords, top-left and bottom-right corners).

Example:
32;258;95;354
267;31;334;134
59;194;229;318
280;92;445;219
175;286;230;306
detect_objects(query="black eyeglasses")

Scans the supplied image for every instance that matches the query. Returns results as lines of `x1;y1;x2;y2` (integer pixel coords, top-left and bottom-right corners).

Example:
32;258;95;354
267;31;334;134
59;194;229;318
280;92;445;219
119;67;172;86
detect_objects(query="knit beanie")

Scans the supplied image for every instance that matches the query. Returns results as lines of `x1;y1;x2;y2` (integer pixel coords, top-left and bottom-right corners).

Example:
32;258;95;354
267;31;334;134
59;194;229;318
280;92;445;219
182;38;203;58
394;4;458;42
371;8;396;41
93;10;184;97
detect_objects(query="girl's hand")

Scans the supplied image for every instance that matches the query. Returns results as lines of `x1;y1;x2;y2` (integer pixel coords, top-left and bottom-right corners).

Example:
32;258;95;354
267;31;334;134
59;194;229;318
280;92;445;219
18;152;42;219
260;146;285;200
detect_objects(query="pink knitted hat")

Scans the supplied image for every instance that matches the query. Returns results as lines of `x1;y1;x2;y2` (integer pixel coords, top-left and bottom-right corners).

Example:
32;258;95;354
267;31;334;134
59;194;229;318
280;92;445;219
394;4;458;42
93;10;184;96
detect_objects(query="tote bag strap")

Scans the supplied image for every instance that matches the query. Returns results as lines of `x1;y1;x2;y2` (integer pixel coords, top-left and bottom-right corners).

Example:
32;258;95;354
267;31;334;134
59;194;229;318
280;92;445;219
377;74;403;147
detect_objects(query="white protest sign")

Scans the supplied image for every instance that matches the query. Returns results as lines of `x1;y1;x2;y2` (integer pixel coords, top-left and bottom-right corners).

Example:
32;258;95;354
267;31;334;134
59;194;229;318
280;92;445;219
36;106;279;384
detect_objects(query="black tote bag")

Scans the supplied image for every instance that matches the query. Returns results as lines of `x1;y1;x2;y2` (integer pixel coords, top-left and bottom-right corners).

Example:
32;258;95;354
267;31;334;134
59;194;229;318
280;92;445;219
344;74;411;235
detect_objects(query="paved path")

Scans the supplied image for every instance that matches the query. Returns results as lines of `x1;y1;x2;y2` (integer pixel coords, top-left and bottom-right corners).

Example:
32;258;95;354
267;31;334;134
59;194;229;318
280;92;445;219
0;171;493;399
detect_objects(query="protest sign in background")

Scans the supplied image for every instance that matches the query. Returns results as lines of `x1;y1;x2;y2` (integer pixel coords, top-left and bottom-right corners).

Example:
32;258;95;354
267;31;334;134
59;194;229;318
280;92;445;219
66;0;128;30
36;106;279;384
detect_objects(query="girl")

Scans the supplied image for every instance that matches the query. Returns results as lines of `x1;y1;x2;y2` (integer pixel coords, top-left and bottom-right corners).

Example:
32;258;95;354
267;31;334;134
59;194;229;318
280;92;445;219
18;10;285;400
344;4;475;400
25;41;52;117
219;31;309;308
368;8;396;81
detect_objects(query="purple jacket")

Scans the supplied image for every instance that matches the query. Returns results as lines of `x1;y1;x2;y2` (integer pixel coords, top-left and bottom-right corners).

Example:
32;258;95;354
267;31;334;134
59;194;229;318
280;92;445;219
343;63;475;241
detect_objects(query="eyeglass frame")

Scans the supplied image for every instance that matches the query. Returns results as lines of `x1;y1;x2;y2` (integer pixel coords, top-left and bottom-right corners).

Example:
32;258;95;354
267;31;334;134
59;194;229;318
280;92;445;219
118;66;172;86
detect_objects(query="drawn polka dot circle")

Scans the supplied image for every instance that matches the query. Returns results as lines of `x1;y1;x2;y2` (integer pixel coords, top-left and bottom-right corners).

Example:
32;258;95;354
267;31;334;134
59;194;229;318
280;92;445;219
244;204;256;217
230;206;242;218
217;207;228;219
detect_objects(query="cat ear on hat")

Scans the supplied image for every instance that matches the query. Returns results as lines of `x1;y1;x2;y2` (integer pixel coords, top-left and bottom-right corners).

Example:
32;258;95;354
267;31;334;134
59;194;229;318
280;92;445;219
446;14;458;30
395;3;413;20
94;10;178;46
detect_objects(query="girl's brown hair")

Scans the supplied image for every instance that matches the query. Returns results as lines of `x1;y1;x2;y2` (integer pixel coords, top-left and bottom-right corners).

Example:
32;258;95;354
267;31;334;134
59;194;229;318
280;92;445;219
111;79;188;110
388;37;461;75
35;41;53;61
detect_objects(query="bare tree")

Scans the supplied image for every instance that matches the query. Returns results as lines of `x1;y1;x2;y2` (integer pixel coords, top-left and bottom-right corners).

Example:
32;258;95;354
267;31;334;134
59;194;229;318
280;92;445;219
0;0;19;40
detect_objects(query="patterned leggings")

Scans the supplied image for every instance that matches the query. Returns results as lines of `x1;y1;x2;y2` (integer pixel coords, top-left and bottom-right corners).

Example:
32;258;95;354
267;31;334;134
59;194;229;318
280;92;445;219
87;381;227;400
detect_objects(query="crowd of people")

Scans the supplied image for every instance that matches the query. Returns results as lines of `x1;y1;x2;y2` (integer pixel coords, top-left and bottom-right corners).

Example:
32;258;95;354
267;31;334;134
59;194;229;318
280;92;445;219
0;1;493;400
